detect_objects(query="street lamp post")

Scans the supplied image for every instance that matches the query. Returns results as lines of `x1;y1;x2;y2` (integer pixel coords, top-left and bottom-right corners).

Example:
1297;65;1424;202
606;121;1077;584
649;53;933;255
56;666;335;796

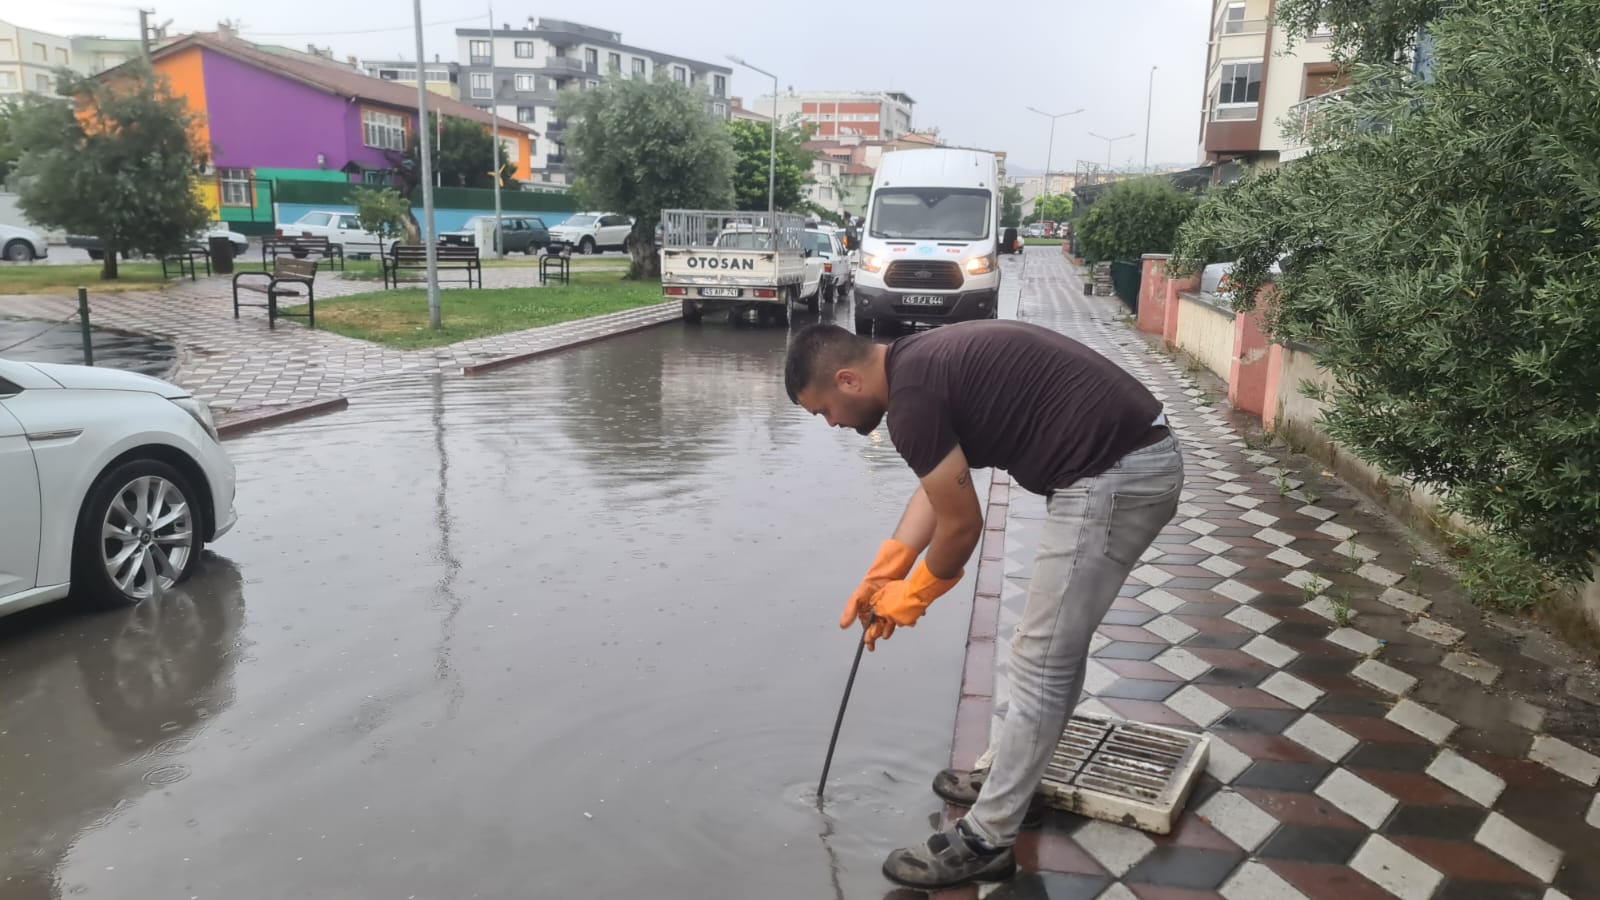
411;0;441;329
728;55;778;222
1089;131;1136;171
1143;66;1157;171
1025;106;1083;220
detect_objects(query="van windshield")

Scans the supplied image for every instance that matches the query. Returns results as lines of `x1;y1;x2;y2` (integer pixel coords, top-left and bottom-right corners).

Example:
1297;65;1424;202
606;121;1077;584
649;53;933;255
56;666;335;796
869;189;991;241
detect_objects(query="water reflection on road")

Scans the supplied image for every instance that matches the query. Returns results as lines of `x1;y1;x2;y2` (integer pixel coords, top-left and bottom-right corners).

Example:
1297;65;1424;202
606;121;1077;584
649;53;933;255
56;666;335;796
0;306;976;899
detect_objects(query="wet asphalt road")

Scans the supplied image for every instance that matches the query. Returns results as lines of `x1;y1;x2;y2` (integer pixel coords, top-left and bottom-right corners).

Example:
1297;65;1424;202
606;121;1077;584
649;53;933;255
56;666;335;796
0;278;1027;898
0;319;176;377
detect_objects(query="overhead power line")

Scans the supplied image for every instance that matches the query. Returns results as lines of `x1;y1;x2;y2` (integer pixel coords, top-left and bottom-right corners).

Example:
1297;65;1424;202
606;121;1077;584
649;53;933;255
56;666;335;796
243;14;486;38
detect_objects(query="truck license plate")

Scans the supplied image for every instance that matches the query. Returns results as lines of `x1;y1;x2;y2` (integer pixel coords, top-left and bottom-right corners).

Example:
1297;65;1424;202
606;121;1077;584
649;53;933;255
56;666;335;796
903;295;945;306
700;287;740;298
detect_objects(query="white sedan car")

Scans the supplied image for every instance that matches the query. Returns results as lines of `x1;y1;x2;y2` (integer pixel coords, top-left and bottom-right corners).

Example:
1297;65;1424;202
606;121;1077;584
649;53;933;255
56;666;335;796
1;222;49;262
0;359;237;616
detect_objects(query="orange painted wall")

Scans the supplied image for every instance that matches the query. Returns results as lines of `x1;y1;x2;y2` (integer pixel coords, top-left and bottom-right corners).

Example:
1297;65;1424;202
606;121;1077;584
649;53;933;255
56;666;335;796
152;46;218;216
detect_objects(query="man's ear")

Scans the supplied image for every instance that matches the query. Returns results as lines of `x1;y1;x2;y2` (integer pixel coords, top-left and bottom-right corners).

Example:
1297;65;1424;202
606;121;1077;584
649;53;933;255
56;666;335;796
835;368;864;394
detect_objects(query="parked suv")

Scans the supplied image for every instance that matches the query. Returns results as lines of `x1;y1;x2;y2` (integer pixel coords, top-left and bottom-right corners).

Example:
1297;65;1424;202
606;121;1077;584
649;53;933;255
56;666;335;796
547;212;633;255
439;215;550;254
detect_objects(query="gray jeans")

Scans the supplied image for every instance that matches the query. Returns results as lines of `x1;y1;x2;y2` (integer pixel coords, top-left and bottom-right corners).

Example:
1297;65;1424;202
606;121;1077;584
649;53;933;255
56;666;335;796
964;433;1184;848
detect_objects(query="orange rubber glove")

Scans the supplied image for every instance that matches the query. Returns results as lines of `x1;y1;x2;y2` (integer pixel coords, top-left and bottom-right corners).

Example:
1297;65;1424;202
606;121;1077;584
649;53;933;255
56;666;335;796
869;560;963;633
840;539;918;638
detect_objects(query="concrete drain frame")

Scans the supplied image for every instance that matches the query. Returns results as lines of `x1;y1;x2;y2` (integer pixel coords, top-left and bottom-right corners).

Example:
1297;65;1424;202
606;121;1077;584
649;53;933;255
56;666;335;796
1036;713;1210;834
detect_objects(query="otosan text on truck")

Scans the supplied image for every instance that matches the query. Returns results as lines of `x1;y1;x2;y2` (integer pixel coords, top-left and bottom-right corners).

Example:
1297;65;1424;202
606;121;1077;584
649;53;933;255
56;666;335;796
685;256;757;270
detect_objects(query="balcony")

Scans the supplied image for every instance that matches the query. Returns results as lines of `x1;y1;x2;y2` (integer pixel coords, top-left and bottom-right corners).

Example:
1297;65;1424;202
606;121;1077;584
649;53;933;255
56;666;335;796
1281;87;1352;161
542;56;585;74
545;152;567;167
1211;103;1259;122
1219;17;1269;35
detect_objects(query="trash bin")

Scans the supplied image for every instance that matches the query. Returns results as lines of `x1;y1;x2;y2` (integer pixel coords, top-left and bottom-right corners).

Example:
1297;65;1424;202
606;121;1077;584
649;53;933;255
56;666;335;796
208;236;235;275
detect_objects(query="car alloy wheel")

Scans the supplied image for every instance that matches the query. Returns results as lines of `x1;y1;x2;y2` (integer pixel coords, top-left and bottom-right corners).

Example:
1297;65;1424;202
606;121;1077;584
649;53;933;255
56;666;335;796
4;240;35;262
100;473;196;602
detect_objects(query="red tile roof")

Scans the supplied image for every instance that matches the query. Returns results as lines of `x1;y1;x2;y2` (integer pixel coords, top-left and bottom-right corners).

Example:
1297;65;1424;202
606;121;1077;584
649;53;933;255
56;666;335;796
150;33;536;136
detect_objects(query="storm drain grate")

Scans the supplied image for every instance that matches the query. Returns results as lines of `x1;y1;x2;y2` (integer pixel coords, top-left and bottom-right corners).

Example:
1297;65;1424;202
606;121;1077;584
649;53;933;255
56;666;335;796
1036;712;1209;834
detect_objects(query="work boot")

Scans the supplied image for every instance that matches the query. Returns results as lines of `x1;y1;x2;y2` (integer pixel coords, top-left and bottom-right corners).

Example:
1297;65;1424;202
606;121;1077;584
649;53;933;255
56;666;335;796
934;767;1049;828
882;819;1016;890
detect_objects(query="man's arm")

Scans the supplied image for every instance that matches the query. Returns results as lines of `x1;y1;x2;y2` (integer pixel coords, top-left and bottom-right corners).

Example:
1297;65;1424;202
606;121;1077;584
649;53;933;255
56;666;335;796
919;446;984;579
890;487;936;553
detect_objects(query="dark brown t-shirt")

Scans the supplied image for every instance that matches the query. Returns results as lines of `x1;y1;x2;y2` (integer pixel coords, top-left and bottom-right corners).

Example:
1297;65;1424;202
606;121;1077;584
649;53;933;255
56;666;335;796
884;320;1162;494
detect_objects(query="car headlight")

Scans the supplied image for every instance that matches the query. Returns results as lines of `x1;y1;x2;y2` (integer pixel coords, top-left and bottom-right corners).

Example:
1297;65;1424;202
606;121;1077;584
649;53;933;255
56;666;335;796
171;396;220;442
862;254;886;273
965;255;995;275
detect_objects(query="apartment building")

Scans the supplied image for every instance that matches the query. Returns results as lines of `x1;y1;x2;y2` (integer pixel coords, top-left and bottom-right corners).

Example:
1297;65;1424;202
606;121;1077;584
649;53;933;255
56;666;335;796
1197;0;1341;177
0;18;73;96
361;57;459;96
69;35;142;76
762;90;915;141
456;18;732;186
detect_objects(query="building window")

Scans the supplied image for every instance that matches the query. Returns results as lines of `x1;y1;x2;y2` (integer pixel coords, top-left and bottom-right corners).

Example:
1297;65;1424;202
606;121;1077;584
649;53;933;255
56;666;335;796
469;39;491;62
1221;3;1247;34
517;107;536;123
470;72;492;99
514;40;534;58
36;73;50;93
631;57;646;77
33;43;47;61
56;47;69;64
584;79;599;91
712;101;726;118
1217;60;1262;107
607;52;621;72
713;74;726;98
515;73;537;91
0;40;13;58
362;109;407;150
426;69;451;82
362;169;388;185
672;65;687;85
219;168;252;206
0;72;15;90
584;48;598;70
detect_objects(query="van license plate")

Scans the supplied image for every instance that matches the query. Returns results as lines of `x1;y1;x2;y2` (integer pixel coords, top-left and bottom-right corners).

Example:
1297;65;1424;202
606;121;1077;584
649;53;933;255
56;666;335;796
903;295;944;306
700;287;740;298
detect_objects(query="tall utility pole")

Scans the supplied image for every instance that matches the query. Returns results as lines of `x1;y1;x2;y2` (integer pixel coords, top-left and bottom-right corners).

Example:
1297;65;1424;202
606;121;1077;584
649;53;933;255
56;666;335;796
1143;66;1158;171
138;9;152;60
728;55;778;222
1025;106;1083;219
412;0;442;329
488;3;504;259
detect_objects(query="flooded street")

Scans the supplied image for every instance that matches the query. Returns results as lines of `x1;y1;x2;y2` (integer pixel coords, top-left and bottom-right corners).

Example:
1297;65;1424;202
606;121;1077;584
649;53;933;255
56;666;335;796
0;298;1015;899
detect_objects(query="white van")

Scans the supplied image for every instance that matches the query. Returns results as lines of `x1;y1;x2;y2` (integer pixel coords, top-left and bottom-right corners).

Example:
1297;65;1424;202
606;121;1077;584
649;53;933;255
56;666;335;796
853;148;1002;333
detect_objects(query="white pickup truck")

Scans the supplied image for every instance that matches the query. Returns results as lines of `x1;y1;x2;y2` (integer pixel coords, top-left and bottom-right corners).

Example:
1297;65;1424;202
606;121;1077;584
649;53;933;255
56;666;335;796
659;210;821;325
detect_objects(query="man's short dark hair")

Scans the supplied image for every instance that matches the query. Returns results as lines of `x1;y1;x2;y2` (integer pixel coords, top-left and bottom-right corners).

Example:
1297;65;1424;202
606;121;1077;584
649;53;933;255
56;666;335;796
785;324;874;403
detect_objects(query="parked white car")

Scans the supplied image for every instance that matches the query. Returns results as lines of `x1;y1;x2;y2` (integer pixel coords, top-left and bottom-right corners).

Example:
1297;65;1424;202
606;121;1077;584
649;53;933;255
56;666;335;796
283;210;396;253
804;227;852;303
0;223;49;262
547;212;634;255
0;358;237;617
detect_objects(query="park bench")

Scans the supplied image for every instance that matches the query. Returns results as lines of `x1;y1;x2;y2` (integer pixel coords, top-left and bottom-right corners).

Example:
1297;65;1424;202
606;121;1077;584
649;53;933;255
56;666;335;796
232;258;318;329
262;235;345;271
162;244;211;280
383;244;481;289
539;250;570;286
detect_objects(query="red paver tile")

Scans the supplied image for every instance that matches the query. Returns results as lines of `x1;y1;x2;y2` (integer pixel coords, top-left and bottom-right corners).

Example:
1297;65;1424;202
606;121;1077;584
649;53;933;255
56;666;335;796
1264;860;1394;900
975;562;1004;596
1175;615;1255;636
1197;685;1295;710
1151;812;1242;853
1348;768;1474;807
1465;751;1582;791
1100;659;1187;682
1098;624;1169;644
1214;732;1322;764
968;594;999;643
1012;831;1108;876
1319;713;1431;745
1188;648;1274;671
1101;698;1195;728
961;638;994;698
1111;598;1160;616
1234;787;1366;829
1389;835;1538;884
950;695;990;769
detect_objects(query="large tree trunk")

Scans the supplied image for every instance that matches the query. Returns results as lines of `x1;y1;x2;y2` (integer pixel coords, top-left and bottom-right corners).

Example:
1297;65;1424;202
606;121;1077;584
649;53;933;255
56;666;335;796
627;221;659;281
101;239;119;280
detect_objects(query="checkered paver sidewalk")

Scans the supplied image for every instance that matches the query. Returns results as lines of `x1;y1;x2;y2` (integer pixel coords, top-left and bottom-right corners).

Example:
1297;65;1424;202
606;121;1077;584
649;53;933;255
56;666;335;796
0;266;676;415
950;251;1600;900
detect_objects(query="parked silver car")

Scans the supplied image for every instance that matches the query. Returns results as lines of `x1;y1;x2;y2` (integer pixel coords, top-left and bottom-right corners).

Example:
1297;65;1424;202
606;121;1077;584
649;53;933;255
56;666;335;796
0;223;49;262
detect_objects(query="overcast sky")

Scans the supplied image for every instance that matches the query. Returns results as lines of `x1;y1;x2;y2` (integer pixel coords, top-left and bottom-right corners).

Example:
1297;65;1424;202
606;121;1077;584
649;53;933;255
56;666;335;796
17;0;1210;172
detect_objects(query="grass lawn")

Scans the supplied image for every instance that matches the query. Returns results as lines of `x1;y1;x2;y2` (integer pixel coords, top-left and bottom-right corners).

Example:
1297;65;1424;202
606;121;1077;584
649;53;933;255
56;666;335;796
0;262;171;295
336;254;628;283
311;272;664;349
1024;237;1067;246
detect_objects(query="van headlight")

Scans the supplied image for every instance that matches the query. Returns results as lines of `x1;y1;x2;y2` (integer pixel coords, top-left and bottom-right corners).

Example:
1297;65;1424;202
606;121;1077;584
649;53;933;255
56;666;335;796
862;254;886;273
965;255;995;275
171;396;220;442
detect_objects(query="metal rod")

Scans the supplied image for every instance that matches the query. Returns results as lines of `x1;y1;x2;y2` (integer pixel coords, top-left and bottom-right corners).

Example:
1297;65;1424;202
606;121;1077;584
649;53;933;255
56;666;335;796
77;287;93;366
412;0;442;329
817;620;870;802
1144;66;1158;171
489;1;504;259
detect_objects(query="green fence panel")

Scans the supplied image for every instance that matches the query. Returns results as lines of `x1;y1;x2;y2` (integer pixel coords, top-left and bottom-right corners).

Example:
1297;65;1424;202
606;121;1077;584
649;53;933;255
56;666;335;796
1110;259;1142;314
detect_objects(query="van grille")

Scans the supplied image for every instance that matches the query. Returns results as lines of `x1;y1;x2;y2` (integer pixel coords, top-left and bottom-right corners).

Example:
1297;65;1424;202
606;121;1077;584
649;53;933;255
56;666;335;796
884;260;963;290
